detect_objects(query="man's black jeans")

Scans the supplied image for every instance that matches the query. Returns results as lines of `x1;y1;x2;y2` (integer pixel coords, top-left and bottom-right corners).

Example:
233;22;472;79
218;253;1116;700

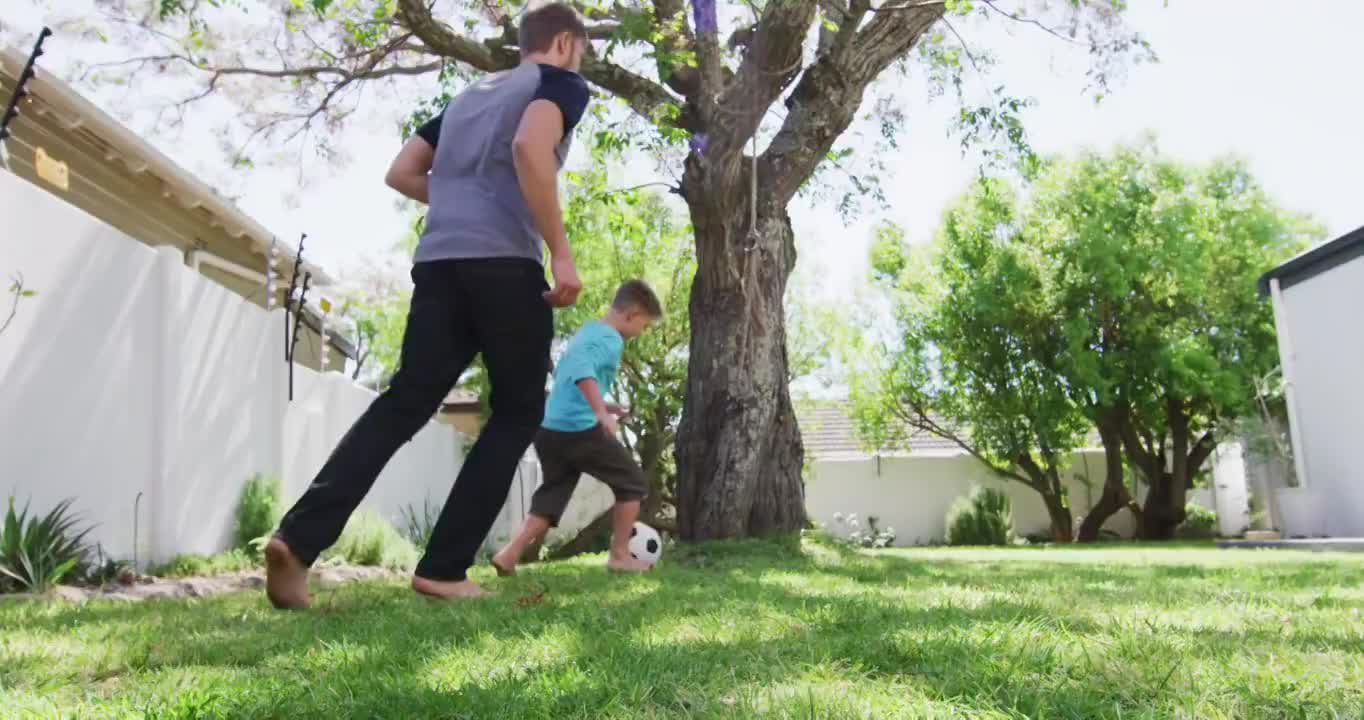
276;258;551;581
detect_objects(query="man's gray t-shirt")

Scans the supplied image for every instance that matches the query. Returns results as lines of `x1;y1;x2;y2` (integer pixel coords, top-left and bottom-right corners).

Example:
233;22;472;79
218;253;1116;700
412;62;589;265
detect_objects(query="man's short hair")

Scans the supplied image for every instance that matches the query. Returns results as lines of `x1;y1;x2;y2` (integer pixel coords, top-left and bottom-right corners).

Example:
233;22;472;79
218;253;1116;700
519;3;589;56
613;279;663;318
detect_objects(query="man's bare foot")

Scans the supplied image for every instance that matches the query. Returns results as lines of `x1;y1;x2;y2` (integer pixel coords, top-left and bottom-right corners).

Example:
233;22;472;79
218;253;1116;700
265;536;310;610
606;555;654;573
412;575;496;599
490;549;517;577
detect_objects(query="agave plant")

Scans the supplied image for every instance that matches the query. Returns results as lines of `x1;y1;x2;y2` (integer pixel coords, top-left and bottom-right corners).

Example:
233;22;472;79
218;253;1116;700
0;497;93;593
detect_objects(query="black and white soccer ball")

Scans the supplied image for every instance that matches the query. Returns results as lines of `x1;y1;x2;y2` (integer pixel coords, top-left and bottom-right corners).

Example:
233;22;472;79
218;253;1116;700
627;522;662;566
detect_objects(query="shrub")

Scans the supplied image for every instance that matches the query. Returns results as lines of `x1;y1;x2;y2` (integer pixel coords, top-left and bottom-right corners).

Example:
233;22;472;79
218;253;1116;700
399;499;439;549
81;544;135;586
1177;503;1218;539
149;549;258;578
945;487;1014;546
323;511;419;571
0;497;93;593
234;474;282;554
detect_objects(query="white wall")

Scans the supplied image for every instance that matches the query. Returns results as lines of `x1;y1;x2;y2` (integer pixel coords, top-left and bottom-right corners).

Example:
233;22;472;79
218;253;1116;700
0;171;467;564
1277;256;1364;536
806;451;1136;545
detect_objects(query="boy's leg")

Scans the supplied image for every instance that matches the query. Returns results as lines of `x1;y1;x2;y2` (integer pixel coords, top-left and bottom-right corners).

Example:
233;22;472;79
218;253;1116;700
414;260;553;596
491;515;551;576
606;499;651;572
573;430;652;572
269;262;475;609
492;431;578;575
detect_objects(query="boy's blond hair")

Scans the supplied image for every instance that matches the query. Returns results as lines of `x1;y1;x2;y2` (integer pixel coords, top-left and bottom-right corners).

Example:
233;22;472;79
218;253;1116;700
612;279;663;318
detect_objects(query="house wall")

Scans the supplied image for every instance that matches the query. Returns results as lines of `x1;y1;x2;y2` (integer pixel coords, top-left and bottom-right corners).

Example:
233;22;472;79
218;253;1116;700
0;171;460;564
1276;257;1364;536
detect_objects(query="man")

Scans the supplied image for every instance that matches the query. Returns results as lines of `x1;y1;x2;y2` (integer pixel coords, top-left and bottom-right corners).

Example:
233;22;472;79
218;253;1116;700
265;2;590;607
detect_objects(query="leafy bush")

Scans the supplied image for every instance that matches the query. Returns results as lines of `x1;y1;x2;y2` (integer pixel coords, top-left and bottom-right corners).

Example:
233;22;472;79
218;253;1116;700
1;497;93;593
81;544;135;586
323;511;419;571
399;499;439;549
234;474;282;554
945;487;1014;546
149;549;258;578
1177;503;1218;539
831;513;897;549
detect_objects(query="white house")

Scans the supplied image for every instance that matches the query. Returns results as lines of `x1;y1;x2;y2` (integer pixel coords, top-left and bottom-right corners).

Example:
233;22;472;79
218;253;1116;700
1259;225;1364;537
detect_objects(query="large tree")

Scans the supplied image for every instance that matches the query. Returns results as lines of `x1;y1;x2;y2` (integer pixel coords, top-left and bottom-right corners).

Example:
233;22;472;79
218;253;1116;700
71;0;1148;539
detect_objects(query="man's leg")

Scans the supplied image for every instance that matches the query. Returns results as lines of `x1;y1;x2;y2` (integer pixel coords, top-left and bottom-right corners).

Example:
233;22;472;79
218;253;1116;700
413;260;552;596
269;262;474;608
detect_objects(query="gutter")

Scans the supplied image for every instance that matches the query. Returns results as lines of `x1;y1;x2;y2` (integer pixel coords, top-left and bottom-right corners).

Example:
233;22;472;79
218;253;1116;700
0;46;332;286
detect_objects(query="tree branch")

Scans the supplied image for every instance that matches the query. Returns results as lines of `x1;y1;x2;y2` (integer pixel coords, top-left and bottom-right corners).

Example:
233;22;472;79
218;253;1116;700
1187;431;1217;475
395;0;683;130
979;0;1081;45
889;401;1032;486
706;0;820;161
761;1;943;202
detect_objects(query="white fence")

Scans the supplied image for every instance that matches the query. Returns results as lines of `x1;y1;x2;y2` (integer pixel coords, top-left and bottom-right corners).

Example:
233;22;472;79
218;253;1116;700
0;170;461;566
807;447;1252;545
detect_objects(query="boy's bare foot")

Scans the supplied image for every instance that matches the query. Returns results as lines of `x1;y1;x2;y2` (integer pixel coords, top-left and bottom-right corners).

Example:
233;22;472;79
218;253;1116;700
265;536;310;610
411;575;496;599
606;555;654;573
490;549;517;577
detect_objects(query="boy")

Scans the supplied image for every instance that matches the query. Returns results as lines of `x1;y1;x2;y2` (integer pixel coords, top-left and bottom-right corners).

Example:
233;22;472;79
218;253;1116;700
492;280;663;574
266;3;591;607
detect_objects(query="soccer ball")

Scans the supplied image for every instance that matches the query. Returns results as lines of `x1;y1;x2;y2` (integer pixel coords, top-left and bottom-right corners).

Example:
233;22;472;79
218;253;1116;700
627;522;662;566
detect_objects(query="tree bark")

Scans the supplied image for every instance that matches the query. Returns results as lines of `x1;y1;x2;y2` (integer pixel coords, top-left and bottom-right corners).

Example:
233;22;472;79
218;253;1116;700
1039;486;1074;542
1076;413;1136;542
675;183;805;540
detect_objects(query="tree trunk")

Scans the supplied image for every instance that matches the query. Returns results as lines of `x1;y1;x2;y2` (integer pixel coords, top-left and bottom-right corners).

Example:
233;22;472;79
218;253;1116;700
1138;471;1182;539
1077;414;1135;542
1040;490;1074;542
675;180;805;541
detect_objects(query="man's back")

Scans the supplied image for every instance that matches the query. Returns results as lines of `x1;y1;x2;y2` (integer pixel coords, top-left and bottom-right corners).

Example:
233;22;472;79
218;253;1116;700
413;62;587;266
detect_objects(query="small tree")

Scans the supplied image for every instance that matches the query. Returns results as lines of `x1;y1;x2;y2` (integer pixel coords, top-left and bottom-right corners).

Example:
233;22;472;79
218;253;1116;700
1032;142;1319;539
854;199;1087;542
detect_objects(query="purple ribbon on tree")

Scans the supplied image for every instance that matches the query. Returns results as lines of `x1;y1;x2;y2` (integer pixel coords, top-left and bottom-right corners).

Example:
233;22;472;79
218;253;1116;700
692;0;718;35
689;133;710;155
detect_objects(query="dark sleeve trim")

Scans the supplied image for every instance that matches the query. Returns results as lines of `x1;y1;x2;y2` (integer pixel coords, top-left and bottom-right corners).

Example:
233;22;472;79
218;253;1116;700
533;65;590;137
414;111;442;148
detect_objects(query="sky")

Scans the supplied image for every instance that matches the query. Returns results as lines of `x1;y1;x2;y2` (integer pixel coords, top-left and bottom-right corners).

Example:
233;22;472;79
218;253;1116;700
5;1;1363;300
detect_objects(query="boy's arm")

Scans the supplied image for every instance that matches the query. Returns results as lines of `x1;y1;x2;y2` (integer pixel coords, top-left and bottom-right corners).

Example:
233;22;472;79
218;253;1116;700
385;115;440;203
575;378;619;436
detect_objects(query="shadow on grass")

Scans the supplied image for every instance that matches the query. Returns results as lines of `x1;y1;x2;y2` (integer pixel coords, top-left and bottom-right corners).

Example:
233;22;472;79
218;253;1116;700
4;541;1362;718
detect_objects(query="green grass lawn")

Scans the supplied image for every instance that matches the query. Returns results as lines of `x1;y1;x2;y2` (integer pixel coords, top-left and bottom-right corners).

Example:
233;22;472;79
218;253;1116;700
2;539;1362;719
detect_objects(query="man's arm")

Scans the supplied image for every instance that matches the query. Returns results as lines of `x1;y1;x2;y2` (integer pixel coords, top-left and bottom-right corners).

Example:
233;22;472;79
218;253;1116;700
384;135;435;203
512;100;571;262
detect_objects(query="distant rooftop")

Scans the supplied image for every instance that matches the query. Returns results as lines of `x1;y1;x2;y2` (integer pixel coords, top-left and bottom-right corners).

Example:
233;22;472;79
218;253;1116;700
797;401;960;459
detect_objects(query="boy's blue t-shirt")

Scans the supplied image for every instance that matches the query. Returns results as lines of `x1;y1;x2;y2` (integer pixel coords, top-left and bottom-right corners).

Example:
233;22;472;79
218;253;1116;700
542;320;624;432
